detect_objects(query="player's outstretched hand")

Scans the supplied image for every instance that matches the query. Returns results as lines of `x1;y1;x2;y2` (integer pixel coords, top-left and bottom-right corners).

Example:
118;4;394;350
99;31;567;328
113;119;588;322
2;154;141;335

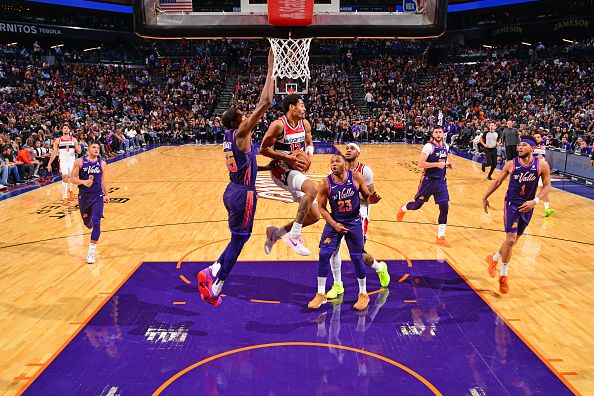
83;179;93;187
483;198;490;214
518;200;536;213
103;194;110;203
46;164;52;172
436;162;446;169
368;191;381;204
333;222;348;234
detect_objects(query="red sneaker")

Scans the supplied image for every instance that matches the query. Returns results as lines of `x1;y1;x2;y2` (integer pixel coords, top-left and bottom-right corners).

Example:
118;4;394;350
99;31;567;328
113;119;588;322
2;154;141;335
198;268;222;306
499;276;509;294
436;236;451;247
396;208;406;222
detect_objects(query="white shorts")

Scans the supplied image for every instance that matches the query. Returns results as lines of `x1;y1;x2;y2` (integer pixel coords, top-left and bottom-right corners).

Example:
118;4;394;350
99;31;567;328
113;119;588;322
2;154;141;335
271;165;308;203
60;160;75;176
538;177;543;187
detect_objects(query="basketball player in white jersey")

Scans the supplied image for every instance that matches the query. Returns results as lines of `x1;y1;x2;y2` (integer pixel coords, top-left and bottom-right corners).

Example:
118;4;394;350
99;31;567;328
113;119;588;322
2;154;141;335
47;123;82;206
533;133;555;217
325;143;390;299
260;94;320;256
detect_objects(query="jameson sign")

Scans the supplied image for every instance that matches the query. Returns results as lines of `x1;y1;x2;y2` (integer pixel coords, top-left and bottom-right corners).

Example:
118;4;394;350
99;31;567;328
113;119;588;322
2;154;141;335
492;25;523;36
0;21;63;36
553;19;590;31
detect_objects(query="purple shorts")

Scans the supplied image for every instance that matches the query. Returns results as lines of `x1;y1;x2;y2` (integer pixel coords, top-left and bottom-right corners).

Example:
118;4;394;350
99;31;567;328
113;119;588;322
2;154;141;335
319;218;364;254
415;176;449;204
224;183;257;236
503;201;533;235
78;193;104;222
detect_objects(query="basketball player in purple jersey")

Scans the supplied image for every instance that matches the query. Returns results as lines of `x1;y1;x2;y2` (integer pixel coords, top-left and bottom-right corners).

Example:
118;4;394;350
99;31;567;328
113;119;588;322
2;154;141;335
397;126;454;247
261;95;319;256
483;135;551;294
308;154;381;311
197;51;275;307
326;143;390;300
70;141;109;264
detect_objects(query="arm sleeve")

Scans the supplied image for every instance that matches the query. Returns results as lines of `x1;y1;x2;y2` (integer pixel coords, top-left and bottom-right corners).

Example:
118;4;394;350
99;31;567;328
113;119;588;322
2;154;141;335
421;143;434;155
363;166;374;185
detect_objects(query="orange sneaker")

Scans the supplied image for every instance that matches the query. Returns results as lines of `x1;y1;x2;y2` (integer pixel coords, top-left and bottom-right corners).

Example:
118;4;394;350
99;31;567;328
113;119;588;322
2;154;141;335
499;276;509;294
68;190;76;201
436;236;451;247
486;255;498;278
397;208;406;222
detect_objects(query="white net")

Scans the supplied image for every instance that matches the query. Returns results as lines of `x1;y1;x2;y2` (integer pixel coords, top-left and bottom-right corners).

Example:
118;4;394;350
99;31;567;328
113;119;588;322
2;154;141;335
268;38;312;82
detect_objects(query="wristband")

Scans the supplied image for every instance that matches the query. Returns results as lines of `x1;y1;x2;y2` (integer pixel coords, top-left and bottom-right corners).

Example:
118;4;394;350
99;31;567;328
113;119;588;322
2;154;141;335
534;197;540;204
304;145;314;155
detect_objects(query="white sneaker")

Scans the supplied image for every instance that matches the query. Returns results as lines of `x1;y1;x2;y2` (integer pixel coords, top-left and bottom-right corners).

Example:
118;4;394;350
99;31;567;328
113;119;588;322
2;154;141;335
283;234;311;256
264;225;279;255
86;250;96;264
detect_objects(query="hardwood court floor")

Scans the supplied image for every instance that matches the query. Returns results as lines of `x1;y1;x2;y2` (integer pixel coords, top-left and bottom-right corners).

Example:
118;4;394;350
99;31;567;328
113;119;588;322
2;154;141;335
0;144;592;395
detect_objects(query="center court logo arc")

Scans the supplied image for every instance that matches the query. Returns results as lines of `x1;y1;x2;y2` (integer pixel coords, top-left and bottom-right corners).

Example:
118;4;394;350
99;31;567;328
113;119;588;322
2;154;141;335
153;342;442;395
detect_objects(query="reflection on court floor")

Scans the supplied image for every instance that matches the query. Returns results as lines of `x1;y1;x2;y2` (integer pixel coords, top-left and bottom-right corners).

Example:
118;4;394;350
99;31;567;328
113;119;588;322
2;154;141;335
24;260;572;395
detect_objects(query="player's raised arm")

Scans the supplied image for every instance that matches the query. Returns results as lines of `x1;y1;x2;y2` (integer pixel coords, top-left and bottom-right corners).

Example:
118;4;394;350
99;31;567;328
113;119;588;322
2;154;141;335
73;137;83;154
236;50;274;141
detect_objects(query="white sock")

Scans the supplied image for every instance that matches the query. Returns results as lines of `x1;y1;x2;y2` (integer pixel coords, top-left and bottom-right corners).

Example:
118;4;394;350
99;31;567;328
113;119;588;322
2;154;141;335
493;251;501;261
212;279;224;296
88;243;97;254
438;224;447;238
289;222;303;238
371;259;382;271
317;277;327;294
357;278;367;294
275;227;288;238
401;205;408;212
62;182;68;199
500;263;509;276
209;262;221;277
544;201;550;210
330;252;342;283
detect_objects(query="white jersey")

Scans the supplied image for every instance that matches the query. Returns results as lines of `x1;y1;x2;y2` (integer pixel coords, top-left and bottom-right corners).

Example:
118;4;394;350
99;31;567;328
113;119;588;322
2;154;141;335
273;115;306;155
534;144;546;156
58;136;76;162
353;162;374;218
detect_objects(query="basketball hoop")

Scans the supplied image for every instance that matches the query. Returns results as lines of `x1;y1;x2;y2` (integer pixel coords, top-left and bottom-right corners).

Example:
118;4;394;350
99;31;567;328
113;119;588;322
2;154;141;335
268;37;311;95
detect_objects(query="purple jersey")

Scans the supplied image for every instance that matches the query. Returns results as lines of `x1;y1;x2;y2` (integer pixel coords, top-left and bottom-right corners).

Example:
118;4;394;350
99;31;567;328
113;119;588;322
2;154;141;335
78;156;103;195
423;141;449;179
327;170;360;223
505;157;540;205
224;129;257;189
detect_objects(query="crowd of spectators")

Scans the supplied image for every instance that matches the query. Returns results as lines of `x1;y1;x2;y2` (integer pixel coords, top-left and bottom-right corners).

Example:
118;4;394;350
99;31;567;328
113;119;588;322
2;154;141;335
1;38;593;190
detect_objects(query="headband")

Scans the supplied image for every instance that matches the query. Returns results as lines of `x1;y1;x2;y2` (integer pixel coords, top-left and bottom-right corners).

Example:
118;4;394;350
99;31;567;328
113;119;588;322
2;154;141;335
520;138;536;147
346;143;361;153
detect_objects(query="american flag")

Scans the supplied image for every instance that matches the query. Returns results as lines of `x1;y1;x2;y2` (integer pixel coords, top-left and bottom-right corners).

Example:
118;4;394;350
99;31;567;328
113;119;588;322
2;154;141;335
158;0;193;13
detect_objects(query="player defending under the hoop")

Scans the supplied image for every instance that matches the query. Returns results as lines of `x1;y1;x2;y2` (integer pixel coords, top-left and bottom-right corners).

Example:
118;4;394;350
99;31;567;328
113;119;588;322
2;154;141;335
260;95;320;256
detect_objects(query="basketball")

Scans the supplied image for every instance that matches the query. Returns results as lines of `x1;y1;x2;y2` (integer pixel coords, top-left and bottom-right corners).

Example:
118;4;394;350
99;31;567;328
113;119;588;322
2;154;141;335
289;150;311;172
